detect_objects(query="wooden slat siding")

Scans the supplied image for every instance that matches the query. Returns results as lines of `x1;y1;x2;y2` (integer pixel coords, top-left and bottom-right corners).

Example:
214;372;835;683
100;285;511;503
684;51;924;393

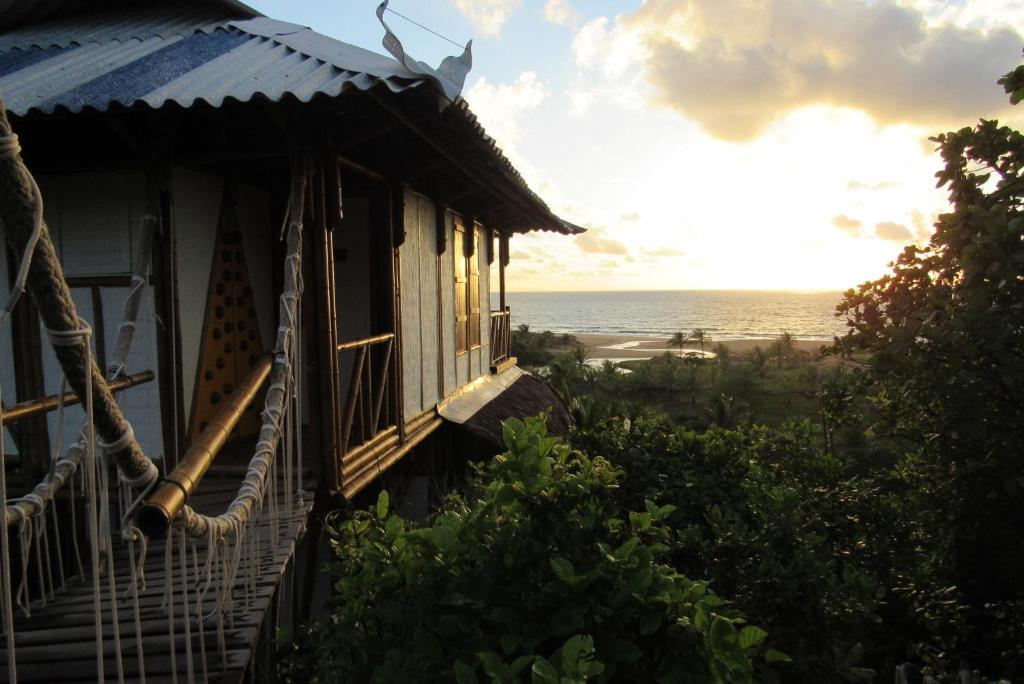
3;467;313;683
418;194;440;409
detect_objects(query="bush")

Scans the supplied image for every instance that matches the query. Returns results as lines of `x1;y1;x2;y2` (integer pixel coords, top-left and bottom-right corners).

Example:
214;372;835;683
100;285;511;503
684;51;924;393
281;417;775;683
572;418;956;682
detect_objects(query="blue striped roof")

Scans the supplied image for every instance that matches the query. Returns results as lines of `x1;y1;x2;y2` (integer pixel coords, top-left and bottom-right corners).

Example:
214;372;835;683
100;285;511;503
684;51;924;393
0;8;428;117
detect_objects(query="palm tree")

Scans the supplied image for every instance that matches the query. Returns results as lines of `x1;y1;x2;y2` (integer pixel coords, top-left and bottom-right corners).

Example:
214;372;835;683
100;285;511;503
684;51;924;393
707;394;750;428
669;331;687;358
747;346;769;391
691;328;711;356
772;332;795;368
712;342;731;366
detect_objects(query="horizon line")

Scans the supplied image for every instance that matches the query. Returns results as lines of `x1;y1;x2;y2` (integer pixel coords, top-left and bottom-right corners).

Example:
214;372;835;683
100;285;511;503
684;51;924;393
501;287;848;295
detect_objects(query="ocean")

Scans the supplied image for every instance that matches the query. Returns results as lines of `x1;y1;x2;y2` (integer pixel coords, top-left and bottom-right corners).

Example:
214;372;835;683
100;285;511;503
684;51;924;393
495;290;848;340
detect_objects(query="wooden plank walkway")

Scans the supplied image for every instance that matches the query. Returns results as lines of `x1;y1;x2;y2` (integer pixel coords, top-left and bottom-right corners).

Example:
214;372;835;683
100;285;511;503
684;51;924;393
2;467;314;683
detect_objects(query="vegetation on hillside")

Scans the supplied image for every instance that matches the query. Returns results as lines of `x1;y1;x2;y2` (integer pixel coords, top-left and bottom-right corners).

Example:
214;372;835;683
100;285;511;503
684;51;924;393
283;61;1024;682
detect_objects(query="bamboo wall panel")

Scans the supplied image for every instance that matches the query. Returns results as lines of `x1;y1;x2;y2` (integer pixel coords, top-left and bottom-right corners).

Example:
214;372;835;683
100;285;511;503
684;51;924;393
400;189;424;418
417;193;440;409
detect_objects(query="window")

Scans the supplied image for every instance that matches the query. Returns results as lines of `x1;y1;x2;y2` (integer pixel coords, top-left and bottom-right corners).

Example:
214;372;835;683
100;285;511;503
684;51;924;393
454;216;482;354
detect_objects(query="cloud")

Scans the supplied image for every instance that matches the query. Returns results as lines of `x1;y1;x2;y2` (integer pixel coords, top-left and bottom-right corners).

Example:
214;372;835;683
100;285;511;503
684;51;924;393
575;228;629;255
642;246;685;257
544;0;579;27
620;211;640;221
911;210;932;240
848;179;898;191
453;0;521;37
832;214;863;236
585;0;1022;140
464;72;547;144
875;221;914;241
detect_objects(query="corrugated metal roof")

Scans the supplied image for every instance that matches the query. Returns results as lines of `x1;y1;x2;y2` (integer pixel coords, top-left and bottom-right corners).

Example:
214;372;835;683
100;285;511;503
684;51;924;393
0;2;584;235
0;14;427;117
0;0;260;33
0;3;233;53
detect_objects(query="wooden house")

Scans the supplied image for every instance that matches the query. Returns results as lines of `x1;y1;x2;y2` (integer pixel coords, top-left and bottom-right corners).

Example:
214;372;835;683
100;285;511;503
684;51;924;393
0;0;579;680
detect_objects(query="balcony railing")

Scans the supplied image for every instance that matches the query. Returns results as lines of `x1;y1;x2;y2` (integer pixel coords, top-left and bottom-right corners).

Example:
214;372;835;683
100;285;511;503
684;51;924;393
490;308;512;370
337;332;397;460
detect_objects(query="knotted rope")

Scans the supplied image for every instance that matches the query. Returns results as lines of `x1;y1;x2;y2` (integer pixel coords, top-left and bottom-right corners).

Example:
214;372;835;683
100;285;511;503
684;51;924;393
0;98;158;493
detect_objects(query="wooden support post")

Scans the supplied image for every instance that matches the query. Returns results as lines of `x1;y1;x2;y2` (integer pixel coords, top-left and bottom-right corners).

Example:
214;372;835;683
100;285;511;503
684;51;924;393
313;154;341;490
386;184;406;444
435;202;447;400
499;232;509;311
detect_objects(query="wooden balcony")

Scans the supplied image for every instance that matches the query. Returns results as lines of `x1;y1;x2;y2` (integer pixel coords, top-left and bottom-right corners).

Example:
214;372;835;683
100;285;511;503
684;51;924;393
336;332;400;494
489;308;515;373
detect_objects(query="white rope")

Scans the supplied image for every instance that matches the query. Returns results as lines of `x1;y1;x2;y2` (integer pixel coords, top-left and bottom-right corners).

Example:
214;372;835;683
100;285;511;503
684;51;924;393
0;251;19;684
0;134;44;330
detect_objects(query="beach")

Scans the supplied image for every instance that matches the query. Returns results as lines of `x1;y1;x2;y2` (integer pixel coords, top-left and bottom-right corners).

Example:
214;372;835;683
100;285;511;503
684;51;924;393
566;333;828;361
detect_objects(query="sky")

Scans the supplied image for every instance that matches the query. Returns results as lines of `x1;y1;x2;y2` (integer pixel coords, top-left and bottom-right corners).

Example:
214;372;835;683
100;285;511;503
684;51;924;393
245;0;1024;292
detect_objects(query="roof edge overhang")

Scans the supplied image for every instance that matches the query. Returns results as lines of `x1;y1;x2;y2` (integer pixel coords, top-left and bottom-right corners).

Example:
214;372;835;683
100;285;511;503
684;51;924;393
0;0;261;34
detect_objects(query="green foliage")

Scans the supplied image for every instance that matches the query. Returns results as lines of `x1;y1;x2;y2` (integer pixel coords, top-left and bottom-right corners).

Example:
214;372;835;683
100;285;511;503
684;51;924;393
281;417;768;683
512;326;582;368
571;417;955;682
835;61;1024;674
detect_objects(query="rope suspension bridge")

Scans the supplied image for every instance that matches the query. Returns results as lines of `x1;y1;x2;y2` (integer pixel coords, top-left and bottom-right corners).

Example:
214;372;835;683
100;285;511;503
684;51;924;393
0;99;314;683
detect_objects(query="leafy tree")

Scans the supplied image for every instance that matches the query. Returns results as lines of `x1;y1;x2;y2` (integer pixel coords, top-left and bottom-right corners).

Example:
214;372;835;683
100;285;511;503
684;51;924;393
572;418;943;682
835;62;1024;674
282;417;770;683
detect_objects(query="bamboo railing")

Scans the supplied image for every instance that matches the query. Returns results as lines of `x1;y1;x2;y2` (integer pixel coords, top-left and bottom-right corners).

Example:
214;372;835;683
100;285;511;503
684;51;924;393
337;332;396;459
489;308;512;369
0;370;154;424
136;354;272;536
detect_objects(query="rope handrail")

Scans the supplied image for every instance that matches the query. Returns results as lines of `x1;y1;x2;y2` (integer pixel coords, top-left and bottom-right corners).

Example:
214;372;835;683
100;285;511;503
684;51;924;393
166;168;308;541
0;98;158;490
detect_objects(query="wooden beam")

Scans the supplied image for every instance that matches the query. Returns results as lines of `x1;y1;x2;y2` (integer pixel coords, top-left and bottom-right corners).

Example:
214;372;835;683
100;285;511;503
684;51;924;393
334;120;402;153
367;92;552;236
403;158;448;183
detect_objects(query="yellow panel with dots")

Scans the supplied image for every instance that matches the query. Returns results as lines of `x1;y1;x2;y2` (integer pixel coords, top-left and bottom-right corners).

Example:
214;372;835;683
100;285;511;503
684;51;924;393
188;187;265;443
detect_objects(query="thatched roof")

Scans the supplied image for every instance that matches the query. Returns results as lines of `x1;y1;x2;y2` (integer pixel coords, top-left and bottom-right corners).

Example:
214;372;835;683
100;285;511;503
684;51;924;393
457;373;571;447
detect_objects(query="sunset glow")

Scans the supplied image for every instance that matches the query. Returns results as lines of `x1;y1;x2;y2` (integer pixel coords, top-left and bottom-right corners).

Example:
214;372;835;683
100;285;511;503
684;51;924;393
250;0;1024;291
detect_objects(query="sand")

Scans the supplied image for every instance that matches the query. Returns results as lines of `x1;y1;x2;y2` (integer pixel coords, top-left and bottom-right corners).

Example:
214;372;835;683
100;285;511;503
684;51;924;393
564;333;828;361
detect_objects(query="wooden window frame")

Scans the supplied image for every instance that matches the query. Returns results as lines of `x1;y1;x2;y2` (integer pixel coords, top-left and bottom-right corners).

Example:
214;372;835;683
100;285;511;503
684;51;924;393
468;224;481;350
454;216;468;355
